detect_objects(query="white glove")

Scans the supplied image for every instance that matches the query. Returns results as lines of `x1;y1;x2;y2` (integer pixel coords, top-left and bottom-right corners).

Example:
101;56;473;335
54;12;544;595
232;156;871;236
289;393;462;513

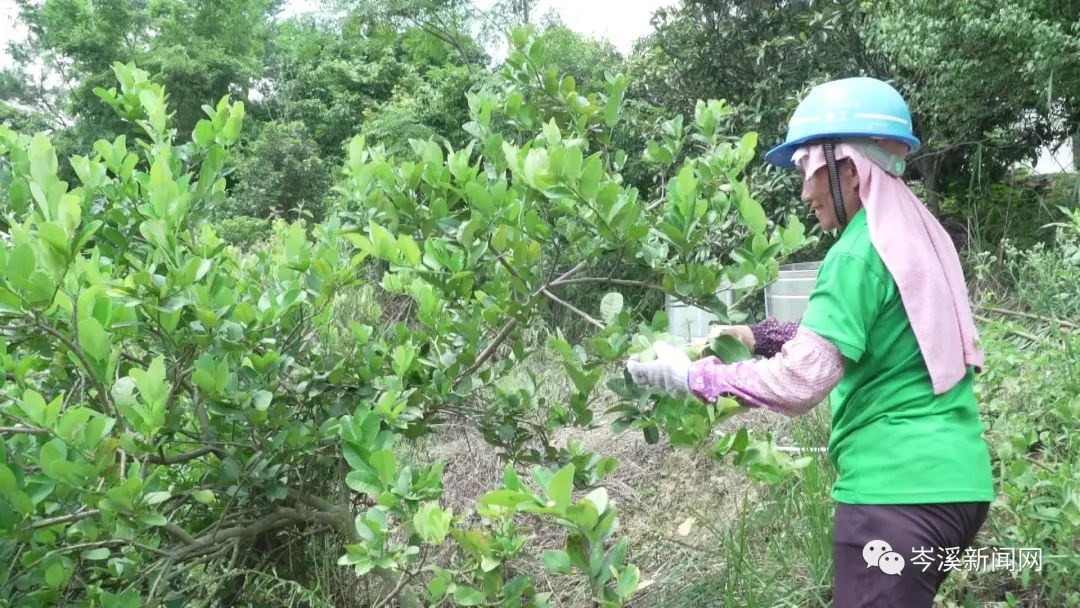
625;341;691;397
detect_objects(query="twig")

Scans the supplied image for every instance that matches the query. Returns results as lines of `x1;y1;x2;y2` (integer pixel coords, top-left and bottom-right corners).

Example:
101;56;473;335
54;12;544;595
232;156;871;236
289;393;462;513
974;315;1043;342
549;277;665;292
541;288;605;329
372;571;412;608
15;539;164;582
457;261;591;381
976;305;1078;330
0;426;49;435
146;446;224;465
147;558;175;603
33;317;119;422
552;261;590;284
30;509;101;529
776;446;826;454
458;318;518;380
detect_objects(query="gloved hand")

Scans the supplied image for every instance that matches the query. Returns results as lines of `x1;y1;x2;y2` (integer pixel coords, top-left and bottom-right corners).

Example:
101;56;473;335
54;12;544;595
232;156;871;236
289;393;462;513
625;341;691;397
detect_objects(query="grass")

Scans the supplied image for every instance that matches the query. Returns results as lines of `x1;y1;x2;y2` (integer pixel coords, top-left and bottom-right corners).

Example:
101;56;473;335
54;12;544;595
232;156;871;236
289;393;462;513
654;409;836;608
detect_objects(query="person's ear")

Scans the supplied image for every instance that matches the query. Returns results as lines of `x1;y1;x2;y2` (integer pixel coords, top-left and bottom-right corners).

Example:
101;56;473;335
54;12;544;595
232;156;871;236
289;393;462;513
845;160;860;189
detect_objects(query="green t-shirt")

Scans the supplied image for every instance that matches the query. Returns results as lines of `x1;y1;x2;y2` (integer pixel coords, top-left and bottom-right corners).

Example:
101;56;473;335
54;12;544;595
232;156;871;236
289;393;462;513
800;208;995;505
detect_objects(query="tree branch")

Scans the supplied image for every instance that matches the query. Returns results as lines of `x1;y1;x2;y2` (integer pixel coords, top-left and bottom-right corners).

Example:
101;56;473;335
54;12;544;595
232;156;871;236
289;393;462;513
146;446;224;465
549;277;665;291
0;426;49;435
974;315;1042;342
458;319;518;381
976;305;1078;330
457;261;592;381
30;509;101;530
540;288;604;329
33;317;117;421
162;523;197;546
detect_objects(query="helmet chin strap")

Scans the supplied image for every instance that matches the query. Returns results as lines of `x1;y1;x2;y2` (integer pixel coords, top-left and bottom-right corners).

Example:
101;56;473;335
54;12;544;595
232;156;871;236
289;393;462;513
823;141;847;231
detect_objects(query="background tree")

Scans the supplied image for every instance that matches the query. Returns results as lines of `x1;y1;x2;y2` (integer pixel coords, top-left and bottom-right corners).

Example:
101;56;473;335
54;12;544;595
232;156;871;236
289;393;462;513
5;0;282;152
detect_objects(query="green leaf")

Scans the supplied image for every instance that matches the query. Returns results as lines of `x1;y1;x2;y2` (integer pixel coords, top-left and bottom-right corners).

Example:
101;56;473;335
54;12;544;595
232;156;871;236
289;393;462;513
617;564;641;598
604;75;627;127
543;549;574;574
143;491;171;506
251;390;272;411
643;426;660;444
709;335;751;363
78;316;110;363
193;120;215;147
782;216;806;250
397;235;421;266
413;502;452;545
369;221;397;261
7;242;35;283
39;221;69;254
45;561;67;588
369;450;397;486
20;389;48;427
452;586;486;606
522;148;551;190
738;193;767;235
737;132;758;165
222;100;245;142
58;193;82;235
98;590;140;608
130;356;169;435
29;133;58;189
580;154;603;199
729;273;759;291
0;464;17;497
546;464;575;512
82;547;111;561
136;513;167;527
599;292;623;324
192;489;216;505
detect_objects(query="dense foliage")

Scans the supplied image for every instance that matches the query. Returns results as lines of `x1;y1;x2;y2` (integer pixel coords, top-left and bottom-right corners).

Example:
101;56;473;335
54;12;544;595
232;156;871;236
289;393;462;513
0;25;819;605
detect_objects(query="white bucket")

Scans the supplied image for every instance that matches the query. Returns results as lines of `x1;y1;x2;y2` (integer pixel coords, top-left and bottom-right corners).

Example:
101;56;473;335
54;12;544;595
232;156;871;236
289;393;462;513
665;290;736;341
764;261;822;322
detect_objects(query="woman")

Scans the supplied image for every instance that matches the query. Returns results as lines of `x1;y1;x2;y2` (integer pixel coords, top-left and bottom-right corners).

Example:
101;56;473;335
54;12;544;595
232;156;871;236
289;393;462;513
626;77;994;607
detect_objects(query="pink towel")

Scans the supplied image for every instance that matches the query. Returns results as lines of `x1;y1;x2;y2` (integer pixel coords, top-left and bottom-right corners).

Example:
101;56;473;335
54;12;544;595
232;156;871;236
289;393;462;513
796;143;983;394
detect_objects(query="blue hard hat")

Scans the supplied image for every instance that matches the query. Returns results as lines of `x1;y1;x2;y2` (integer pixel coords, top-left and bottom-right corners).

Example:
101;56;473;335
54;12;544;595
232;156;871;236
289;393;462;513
764;77;921;168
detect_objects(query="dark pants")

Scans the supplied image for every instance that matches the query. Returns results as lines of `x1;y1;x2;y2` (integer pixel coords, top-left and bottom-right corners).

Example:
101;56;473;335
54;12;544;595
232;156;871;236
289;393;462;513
833;502;990;607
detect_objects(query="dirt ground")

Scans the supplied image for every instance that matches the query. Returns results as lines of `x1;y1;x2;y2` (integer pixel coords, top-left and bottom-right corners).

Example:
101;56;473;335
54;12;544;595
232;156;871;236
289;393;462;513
416;387;798;606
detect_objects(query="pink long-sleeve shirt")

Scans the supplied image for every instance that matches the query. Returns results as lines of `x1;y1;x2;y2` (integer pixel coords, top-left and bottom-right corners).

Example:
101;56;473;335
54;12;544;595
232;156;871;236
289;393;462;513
688;321;844;416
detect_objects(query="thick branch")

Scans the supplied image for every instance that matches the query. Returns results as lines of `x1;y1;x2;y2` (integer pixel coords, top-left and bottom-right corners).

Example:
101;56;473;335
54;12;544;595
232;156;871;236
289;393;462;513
162;523;197;546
